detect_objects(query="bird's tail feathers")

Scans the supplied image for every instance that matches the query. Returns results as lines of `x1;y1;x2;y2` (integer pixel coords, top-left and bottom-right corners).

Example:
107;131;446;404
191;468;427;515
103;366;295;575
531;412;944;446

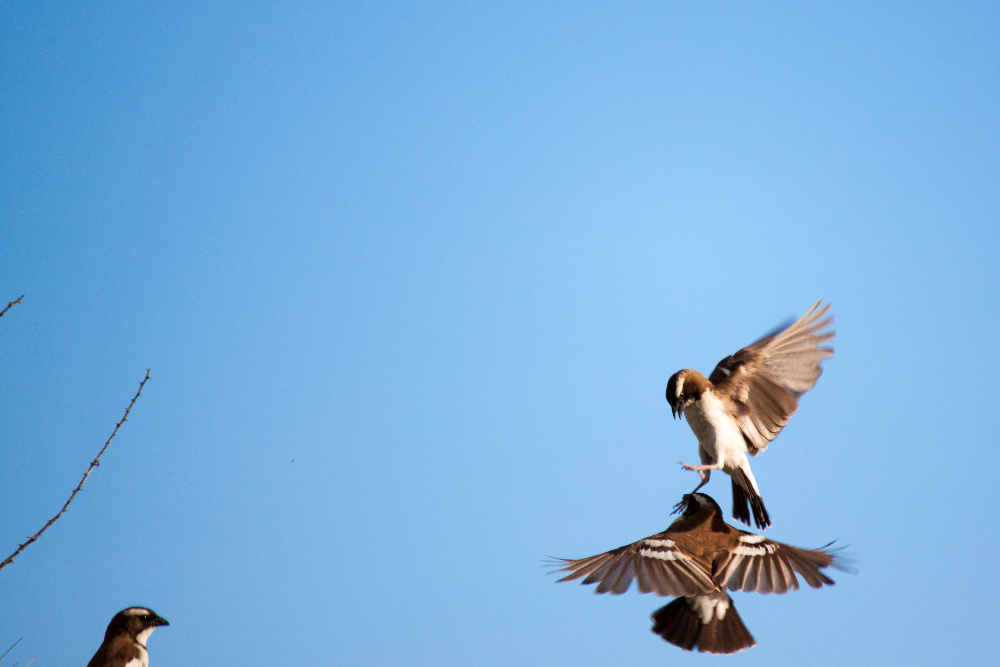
651;594;756;655
732;469;770;530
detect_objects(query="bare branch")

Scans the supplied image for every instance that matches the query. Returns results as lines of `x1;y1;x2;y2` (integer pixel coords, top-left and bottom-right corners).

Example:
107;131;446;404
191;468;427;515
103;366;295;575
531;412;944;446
0;637;23;663
0;370;151;571
0;296;24;319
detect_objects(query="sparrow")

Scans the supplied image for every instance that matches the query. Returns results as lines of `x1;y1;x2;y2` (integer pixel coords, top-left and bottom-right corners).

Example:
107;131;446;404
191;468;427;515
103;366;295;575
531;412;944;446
553;492;844;654
87;607;170;667
665;300;834;529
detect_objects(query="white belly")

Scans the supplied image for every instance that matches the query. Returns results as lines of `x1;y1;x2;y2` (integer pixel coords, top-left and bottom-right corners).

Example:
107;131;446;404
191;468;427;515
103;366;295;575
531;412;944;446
125;645;149;667
683;392;748;471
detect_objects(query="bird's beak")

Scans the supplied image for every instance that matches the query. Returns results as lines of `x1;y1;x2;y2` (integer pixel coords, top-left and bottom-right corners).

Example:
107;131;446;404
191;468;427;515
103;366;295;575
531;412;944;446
151;614;170;627
672;405;682;419
666;389;679;419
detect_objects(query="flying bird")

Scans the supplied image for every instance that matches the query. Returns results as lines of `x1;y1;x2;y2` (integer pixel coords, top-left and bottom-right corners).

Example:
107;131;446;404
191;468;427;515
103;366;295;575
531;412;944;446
553;493;845;654
87;607;169;667
665;300;834;529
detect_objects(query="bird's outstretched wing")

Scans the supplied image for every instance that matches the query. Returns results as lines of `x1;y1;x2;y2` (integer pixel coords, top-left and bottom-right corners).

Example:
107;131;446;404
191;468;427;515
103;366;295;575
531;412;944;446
708;300;834;453
552;533;716;597
713;532;840;594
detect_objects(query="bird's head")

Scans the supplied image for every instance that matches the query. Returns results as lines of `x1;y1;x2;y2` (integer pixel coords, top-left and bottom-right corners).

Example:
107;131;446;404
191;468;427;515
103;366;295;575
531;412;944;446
105;607;169;646
665;369;709;419
673;492;721;516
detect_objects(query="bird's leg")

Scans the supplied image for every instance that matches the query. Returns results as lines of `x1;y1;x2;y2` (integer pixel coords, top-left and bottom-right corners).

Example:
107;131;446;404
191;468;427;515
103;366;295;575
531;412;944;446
690;469;711;494
679;462;722;473
680;463;720;491
672;463;718;512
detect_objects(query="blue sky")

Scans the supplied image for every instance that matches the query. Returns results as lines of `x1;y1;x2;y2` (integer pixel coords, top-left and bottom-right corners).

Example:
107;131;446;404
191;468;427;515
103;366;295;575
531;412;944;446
2;2;998;664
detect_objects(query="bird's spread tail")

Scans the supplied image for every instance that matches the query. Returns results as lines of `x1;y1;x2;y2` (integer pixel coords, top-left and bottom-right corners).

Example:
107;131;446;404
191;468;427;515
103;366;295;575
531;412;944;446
651;593;756;655
732;470;770;530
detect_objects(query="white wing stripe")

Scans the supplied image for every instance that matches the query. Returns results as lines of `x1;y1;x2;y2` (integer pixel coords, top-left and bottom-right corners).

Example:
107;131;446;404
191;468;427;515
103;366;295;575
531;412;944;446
640;547;684;561
644;538;676;548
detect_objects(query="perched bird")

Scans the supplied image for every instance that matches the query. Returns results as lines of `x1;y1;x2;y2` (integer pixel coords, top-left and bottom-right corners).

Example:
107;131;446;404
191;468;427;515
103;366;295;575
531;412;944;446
665;300;834;529
87;607;169;667
553;493;844;654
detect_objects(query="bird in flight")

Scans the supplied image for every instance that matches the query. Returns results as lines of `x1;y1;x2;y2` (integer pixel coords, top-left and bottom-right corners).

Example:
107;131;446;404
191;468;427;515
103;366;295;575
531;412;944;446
665;300;834;529
552;492;846;654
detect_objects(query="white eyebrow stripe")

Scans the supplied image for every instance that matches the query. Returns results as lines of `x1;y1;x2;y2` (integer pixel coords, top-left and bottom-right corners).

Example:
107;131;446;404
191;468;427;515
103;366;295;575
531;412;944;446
123;607;151;616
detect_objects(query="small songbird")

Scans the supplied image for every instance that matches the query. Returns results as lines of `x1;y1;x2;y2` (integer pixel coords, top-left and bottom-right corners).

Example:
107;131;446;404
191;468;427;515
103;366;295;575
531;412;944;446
665;300;834;529
86;607;170;667
553;493;845;654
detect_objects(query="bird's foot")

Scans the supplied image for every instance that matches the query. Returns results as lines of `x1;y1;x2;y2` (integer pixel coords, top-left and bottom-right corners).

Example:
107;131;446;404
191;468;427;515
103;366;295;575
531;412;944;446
679;461;716;472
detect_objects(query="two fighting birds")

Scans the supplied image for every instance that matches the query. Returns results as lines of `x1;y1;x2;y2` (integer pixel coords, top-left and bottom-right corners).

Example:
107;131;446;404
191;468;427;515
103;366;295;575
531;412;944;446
554;301;846;654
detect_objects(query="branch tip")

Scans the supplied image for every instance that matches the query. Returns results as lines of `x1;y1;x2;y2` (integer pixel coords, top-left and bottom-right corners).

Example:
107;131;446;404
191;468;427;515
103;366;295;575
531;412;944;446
0;295;24;319
0;369;151;571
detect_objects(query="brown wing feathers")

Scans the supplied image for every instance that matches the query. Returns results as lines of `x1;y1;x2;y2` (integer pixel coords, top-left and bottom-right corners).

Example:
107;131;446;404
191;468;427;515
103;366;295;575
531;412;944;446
716;536;838;594
758;302;834;396
554;539;714;597
712;300;834;452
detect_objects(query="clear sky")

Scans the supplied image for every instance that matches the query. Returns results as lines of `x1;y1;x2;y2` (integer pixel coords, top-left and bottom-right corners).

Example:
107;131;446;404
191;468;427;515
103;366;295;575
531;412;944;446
2;2;998;665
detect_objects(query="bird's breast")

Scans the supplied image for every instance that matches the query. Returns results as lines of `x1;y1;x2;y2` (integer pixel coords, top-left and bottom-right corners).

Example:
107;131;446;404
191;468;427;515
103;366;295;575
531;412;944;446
683;392;747;466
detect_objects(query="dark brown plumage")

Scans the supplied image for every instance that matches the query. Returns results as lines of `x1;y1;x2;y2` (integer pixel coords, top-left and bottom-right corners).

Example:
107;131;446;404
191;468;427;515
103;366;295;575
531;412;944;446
553;493;843;654
651;592;755;654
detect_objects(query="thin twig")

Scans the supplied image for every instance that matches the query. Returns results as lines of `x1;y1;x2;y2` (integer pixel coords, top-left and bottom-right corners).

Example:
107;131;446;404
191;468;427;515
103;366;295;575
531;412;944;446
0;296;24;319
0;370;151;571
0;637;22;662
